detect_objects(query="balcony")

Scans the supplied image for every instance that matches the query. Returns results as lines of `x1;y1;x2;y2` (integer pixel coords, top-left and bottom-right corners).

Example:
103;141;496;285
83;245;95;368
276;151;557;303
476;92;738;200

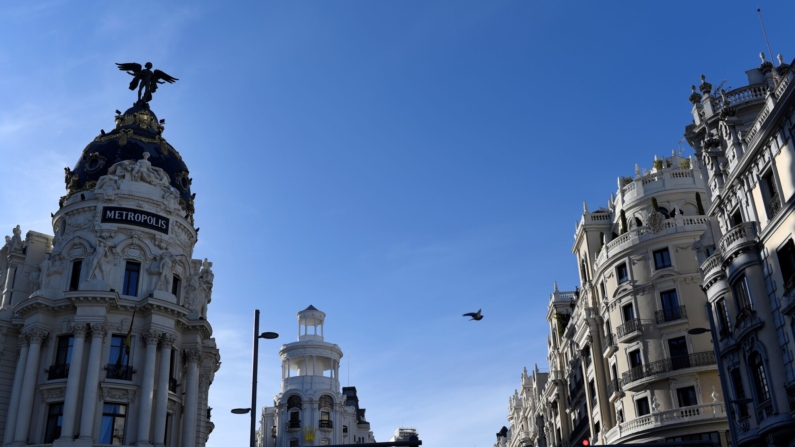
319;420;333;430
105;364;134;381
655;305;687;324
287;420;301;431
718;222;758;259
700;252;723;282
602;333;617;358
46;363;69;380
606;378;623;402
620;352;716;388
614;403;726;438
616;319;642;341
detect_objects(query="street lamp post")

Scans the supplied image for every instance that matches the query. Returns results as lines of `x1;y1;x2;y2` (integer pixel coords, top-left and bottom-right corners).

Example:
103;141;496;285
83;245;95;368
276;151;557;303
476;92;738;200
232;309;279;447
688;299;740;446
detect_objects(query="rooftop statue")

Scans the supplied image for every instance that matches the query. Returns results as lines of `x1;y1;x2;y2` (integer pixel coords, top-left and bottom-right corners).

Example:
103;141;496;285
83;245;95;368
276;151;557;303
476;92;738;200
116;62;178;105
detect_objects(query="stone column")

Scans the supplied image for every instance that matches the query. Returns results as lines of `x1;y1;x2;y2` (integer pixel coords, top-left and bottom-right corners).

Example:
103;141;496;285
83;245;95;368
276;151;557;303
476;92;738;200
78;323;107;443
3;334;29;445
137;330;161;446
181;349;202;447
153;333;176;447
13;328;48;446
59;323;88;440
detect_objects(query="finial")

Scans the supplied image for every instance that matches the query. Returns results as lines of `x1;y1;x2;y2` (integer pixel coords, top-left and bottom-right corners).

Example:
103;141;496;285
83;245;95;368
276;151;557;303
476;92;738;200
689;85;701;104
635;164;641;177
778;54;785;66
583;201;589;213
760;52;767;63
699;75;713;95
711;386;719;403
671;149;676;157
553;281;558;292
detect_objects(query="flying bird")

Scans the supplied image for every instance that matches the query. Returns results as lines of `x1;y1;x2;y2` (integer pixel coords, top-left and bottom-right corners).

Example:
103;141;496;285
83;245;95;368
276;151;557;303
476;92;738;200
463;309;483;321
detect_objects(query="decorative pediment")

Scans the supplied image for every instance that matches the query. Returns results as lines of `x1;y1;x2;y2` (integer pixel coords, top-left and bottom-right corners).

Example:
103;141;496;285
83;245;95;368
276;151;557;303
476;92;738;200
40;383;66;404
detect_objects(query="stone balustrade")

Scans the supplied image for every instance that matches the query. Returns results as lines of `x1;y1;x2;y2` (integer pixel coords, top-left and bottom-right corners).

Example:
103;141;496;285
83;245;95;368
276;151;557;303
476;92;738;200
718;221;758;256
606;402;725;441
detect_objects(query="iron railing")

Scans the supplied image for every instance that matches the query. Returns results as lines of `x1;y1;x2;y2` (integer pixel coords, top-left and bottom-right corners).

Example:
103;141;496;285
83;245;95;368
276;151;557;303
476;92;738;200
606;378;621;396
47;363;70;380
602;333;616;350
620;352;716;387
288;420;301;429
105;364;134;381
617;319;642;338
655;305;687;323
320;420;333;429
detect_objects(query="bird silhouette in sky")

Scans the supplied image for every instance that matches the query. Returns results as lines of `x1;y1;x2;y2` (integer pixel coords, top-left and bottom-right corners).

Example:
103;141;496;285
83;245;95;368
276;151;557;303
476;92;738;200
463;309;483;321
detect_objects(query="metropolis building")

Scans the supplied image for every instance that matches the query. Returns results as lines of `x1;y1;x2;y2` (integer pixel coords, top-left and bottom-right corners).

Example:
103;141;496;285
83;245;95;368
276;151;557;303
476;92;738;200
0;92;221;446
257;306;375;447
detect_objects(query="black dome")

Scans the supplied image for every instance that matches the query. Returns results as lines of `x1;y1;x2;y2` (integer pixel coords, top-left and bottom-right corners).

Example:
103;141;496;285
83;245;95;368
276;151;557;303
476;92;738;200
66;104;193;214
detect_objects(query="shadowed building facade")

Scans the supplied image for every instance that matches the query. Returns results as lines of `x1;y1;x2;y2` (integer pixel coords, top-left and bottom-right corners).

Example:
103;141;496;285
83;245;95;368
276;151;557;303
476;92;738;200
0;99;220;446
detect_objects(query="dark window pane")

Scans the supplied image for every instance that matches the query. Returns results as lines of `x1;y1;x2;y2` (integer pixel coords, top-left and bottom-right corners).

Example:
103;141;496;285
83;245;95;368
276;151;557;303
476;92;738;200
55;336;74;365
171;275;182;299
677;386;698;407
668;337;690;369
69;260;82;291
629;350;642;368
44;403;64;443
637;397;650;416
751;353;771;402
730;368;749;417
122;262;140;296
622;304;635;321
733;276;752;312
653;248;672;269
778;240;795;290
617;264;628;284
716;299;731;336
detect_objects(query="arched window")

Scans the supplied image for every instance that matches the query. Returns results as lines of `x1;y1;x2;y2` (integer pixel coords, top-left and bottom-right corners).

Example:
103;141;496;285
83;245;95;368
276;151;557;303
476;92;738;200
750;352;770;403
318;395;333;409
287;395;302;409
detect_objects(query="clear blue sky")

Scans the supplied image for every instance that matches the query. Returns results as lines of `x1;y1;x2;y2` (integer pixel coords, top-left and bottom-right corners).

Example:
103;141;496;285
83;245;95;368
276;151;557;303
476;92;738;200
1;2;792;446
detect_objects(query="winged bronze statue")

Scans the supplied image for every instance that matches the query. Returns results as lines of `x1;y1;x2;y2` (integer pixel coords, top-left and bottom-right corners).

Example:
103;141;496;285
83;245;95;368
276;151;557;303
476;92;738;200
116;62;178;105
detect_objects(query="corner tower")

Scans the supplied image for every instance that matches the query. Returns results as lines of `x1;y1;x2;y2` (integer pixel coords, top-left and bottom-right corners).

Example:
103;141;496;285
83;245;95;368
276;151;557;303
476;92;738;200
257;306;375;447
0;70;220;447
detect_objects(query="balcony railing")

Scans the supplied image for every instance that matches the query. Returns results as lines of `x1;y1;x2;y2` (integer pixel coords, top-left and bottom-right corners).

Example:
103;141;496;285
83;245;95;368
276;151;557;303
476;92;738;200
616;402;725;437
620;351;716;387
616;319;642;339
718;221;757;256
655;305;687;324
319;420;333;429
606;378;621;397
169;377;179;393
287;420;301;429
105;364;134;381
47;363;69;380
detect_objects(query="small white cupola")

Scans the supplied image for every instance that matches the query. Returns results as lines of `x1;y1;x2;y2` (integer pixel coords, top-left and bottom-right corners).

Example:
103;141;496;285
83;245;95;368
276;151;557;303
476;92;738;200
297;304;326;341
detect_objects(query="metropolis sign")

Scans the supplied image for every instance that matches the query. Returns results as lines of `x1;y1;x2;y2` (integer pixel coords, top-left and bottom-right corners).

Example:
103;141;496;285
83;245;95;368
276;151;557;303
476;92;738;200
101;207;170;234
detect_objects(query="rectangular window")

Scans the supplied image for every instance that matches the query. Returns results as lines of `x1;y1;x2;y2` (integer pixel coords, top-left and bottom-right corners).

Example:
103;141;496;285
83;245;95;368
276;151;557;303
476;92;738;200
69;260;82;291
653;248;672;269
730;368;749;417
636;397;651;416
588;379;597;404
171;275;182;300
777;240;795;291
676;386;698;407
763;171;781;219
49;336;73;380
628;350;642;369
731;209;743;227
600;282;606;300
660;289;681;321
733;275;752;312
622;304;635;322
716;298;731;337
616;263;628;284
668;336;690;369
107;335;132;381
44;403;64;443
99;403;127;445
122;261;141;296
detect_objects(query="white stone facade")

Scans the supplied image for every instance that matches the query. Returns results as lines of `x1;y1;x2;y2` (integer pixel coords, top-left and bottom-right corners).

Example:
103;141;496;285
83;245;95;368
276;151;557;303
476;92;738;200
257;306;374;447
687;54;795;446
0;104;220;447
